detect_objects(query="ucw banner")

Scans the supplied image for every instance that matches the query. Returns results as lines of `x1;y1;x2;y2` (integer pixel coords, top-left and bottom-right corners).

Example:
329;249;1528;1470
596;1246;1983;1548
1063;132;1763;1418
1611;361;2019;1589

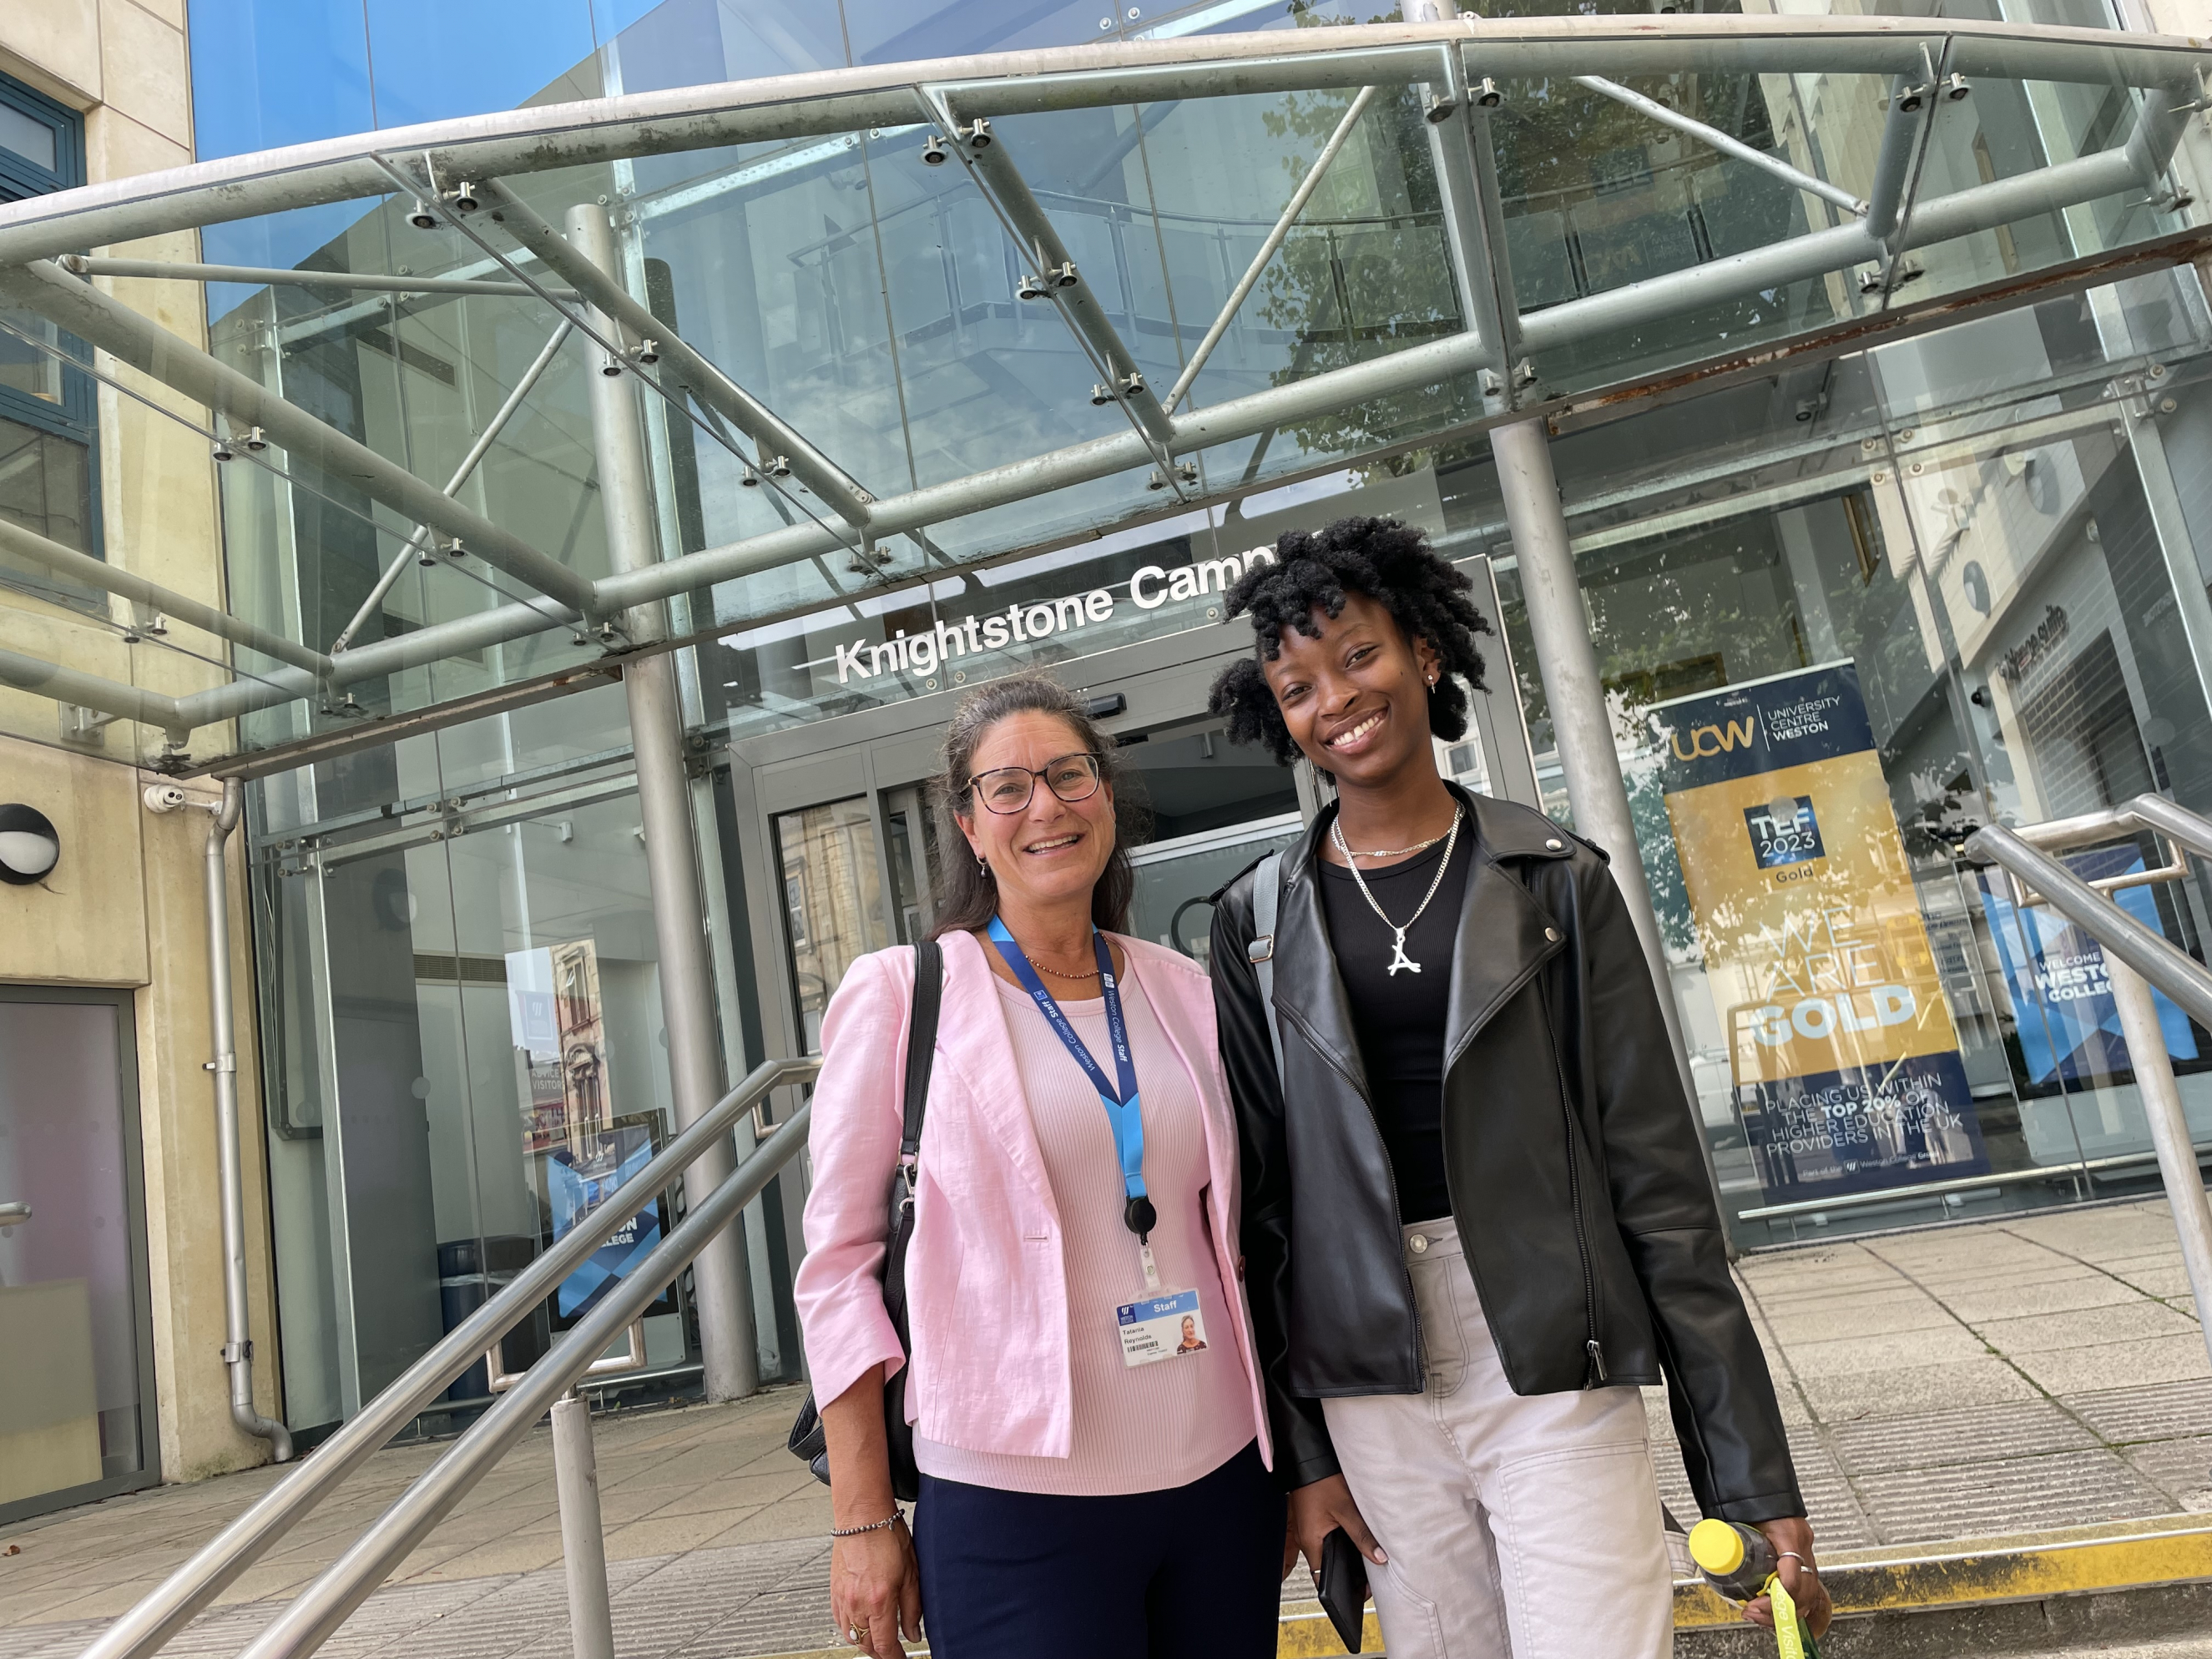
1648;663;1988;1201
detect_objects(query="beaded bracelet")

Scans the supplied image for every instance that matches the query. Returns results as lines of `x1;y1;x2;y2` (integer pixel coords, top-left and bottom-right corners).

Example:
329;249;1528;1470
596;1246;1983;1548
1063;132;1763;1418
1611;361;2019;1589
830;1509;905;1538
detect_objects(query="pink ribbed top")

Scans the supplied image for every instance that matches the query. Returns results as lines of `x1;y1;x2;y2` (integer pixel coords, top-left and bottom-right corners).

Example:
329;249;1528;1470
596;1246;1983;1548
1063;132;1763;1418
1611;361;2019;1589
912;971;1256;1496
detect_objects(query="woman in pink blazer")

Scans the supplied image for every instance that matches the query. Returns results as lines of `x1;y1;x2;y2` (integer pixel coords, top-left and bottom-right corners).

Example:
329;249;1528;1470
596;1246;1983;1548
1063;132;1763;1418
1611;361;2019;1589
795;675;1281;1659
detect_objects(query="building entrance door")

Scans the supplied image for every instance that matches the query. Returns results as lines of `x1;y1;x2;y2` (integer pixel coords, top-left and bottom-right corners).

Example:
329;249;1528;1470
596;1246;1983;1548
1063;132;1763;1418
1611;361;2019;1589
0;987;157;1523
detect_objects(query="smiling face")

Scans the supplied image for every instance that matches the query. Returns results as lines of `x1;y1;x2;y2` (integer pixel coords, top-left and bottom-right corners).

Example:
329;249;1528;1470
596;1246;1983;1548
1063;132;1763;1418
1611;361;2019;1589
955;709;1117;916
1261;591;1442;789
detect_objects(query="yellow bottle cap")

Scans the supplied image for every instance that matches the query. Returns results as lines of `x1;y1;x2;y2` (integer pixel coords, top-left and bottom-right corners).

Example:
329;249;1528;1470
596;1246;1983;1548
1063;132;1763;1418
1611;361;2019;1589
1688;1518;1747;1576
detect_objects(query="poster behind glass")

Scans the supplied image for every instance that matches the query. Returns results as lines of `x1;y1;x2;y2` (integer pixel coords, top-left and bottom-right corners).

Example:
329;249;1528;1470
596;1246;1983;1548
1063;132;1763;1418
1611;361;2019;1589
508;941;672;1331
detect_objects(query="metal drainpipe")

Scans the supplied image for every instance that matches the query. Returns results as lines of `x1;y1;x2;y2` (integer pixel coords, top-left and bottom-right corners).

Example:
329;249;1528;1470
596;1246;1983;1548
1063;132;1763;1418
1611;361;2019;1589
202;779;294;1460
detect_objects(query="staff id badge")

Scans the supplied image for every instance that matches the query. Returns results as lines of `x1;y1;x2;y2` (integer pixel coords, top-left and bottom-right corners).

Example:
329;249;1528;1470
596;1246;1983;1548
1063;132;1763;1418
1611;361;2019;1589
1118;1288;1210;1368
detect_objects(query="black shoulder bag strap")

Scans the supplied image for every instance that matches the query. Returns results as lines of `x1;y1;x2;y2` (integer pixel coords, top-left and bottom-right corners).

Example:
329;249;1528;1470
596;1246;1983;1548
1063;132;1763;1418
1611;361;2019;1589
878;939;941;1500
789;940;942;1500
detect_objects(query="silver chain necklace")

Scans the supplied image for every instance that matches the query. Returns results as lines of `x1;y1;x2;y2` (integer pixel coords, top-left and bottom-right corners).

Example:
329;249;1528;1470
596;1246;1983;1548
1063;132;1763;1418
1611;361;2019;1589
1337;826;1454;862
1330;806;1464;977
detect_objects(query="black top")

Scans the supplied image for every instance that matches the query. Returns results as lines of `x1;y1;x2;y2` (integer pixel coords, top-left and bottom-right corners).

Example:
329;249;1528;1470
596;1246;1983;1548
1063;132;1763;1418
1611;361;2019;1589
1314;823;1472;1223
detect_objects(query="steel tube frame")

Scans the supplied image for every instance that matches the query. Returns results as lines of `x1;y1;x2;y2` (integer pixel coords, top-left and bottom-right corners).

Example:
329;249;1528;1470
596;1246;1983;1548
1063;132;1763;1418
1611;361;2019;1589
73;1055;817;1659
1417;27;1521;402
478;181;872;527
2103;957;2212;1375
231;1102;816;1659
0;513;331;676
551;1394;615;1659
932;92;1178;446
1864;74;1932;244
331;319;576;653
199;780;294;1462
1575;73;1866;217
60;255;577;300
569;202;760;1402
0;645;189;742
0;19;2199;268
0;260;600;618
1164;84;1379;412
1967;809;2212;1374
161;318;1501;734
10;23;2199;744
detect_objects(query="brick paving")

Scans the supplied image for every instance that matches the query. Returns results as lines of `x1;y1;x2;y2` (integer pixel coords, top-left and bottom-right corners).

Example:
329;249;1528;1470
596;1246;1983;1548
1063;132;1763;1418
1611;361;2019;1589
1;1198;2206;1659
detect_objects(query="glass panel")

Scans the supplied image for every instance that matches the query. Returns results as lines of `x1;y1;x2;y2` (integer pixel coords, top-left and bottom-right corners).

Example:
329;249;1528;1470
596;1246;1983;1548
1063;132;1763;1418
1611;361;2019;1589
0;415;92;562
0;1000;149;1506
0;309;62;403
360;0;598;129
775;798;891;1051
164;13;2212;773
0;101;57;174
881;786;941;946
1462;279;2212;1245
255;767;700;1425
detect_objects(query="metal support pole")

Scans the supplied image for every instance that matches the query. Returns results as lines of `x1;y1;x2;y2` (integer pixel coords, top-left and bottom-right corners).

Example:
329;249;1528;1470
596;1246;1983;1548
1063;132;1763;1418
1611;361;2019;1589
568;203;758;1400
482;181;873;531
551;1391;616;1659
331;320;574;653
1164;84;1378;411
174;779;295;1460
59;254;576;300
0;259;598;618
2120;400;2212;717
1575;75;1867;217
0;514;332;676
1488;417;1732;1227
2101;961;2212;1373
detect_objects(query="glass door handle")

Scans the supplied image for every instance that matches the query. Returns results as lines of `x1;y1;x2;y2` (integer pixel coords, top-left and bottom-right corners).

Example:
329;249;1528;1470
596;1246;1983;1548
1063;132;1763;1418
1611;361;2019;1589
0;1201;28;1226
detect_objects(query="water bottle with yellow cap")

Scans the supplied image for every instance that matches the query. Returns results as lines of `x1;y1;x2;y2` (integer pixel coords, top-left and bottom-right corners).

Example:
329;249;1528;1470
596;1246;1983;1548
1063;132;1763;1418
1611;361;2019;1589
1686;1518;1822;1658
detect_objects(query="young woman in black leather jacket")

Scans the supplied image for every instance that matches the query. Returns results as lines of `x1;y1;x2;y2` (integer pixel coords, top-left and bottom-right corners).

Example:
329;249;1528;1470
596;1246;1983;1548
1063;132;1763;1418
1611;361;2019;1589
1205;517;1831;1657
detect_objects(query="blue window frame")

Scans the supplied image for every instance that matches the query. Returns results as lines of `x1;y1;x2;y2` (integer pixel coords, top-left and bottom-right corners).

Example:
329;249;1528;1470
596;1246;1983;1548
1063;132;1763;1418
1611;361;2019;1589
0;67;100;590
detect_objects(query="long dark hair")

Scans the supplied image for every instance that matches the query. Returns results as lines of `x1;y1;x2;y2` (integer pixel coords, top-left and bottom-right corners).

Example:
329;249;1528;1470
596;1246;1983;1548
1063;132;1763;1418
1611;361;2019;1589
927;673;1145;940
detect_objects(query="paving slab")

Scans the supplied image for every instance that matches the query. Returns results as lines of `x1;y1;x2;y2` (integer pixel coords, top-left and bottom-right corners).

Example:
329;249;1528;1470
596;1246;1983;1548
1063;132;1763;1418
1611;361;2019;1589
1;1200;2207;1659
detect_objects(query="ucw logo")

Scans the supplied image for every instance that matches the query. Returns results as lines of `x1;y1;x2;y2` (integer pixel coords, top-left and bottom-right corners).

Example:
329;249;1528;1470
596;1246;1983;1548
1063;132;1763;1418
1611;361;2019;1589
1670;718;1755;760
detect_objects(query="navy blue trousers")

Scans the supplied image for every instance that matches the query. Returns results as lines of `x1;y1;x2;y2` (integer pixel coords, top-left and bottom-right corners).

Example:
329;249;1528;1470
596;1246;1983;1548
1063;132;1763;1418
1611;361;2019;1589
913;1441;1285;1659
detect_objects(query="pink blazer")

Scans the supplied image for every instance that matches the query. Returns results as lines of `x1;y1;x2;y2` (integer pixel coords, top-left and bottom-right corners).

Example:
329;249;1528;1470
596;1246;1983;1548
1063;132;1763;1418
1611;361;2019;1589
794;929;1273;1467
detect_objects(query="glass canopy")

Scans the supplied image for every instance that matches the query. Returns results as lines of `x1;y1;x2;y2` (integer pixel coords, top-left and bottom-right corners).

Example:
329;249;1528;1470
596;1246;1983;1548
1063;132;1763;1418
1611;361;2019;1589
0;10;2204;770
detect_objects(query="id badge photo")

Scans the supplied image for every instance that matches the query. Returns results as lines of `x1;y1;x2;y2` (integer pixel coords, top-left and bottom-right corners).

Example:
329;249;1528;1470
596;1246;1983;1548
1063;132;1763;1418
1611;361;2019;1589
1118;1288;1209;1368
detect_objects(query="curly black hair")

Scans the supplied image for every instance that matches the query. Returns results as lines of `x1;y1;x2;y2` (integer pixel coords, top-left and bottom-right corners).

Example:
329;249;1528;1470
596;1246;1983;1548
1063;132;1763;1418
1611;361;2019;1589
1207;516;1492;768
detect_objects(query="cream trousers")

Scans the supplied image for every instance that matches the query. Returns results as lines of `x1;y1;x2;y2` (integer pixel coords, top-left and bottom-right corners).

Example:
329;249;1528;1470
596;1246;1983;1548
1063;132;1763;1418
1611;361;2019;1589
1320;1223;1675;1659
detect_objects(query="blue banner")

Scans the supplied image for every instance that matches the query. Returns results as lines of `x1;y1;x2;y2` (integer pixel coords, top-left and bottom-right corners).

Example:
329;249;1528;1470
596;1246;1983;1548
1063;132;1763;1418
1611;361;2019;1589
1977;845;2197;1087
546;1127;662;1319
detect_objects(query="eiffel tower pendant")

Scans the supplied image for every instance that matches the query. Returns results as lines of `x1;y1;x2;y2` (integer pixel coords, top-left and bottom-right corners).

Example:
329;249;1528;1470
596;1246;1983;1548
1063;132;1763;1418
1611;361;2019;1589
1386;928;1422;976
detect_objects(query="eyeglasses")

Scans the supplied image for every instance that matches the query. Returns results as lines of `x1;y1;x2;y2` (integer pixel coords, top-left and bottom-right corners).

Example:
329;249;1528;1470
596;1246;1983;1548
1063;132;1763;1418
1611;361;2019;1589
967;752;1105;815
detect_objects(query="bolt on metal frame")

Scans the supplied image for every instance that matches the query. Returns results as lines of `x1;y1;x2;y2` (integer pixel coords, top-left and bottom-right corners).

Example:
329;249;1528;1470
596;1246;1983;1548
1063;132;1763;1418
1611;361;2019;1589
0;16;2195;762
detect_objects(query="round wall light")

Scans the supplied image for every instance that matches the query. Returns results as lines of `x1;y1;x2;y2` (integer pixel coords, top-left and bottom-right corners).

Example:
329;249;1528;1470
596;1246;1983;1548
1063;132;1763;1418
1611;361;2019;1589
0;804;60;885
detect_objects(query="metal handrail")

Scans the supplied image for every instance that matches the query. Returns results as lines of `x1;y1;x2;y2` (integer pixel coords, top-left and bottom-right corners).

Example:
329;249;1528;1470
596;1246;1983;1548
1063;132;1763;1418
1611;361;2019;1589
1968;799;2212;1029
1964;794;2212;1378
233;1098;817;1659
80;1055;820;1659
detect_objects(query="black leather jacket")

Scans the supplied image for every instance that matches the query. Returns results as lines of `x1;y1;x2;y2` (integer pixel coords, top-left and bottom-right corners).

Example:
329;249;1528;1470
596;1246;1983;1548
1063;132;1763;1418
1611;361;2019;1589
1210;785;1803;1525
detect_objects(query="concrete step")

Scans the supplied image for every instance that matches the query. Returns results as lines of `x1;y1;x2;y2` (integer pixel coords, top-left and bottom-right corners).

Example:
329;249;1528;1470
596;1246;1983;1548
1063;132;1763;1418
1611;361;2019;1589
1677;1515;2212;1659
745;1514;2212;1658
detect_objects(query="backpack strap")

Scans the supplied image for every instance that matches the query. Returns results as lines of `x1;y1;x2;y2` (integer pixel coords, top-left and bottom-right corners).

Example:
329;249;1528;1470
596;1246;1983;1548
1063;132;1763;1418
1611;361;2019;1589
1245;853;1286;1089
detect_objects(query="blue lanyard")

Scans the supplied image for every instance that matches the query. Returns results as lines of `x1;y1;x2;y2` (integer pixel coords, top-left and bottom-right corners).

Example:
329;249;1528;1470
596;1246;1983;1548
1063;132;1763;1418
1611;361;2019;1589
987;917;1156;1238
